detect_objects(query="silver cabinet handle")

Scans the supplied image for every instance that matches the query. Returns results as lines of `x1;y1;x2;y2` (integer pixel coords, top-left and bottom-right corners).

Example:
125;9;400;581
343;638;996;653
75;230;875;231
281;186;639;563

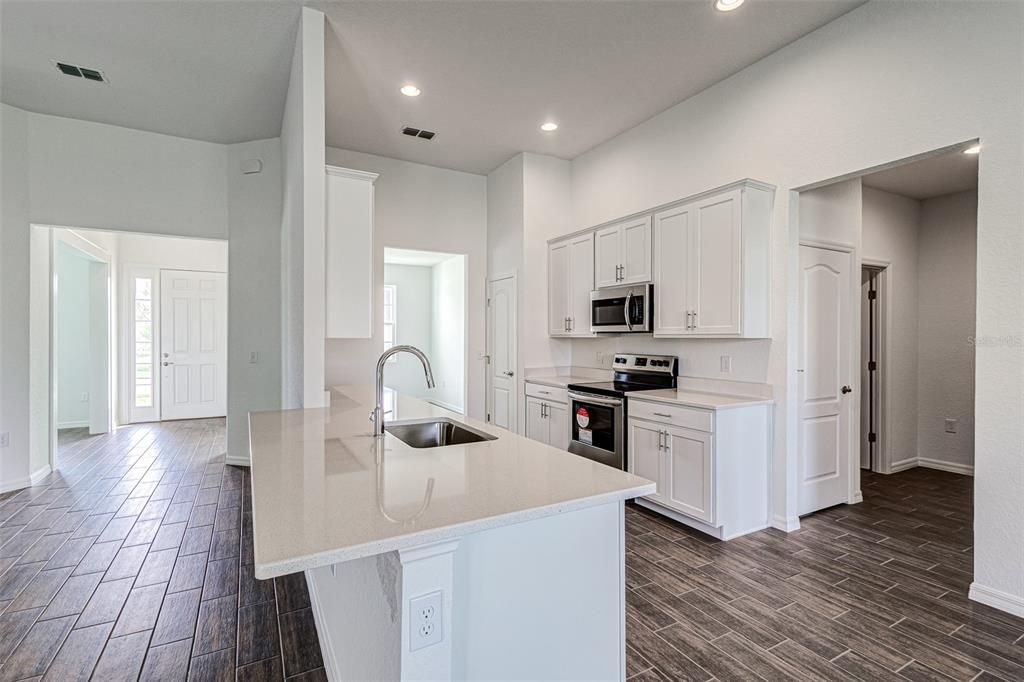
539;390;550;395
663;432;670;452
569;317;574;332
653;412;672;418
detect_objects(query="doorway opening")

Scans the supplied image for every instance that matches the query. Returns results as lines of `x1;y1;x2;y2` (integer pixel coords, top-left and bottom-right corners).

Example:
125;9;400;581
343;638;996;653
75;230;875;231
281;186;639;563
32;226;229;472
795;140;979;517
382;247;468;414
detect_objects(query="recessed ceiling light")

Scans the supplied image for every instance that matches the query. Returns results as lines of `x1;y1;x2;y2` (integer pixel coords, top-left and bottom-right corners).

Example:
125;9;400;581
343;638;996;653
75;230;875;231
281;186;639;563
540;122;558;132
963;144;981;155
400;84;421;97
714;0;745;12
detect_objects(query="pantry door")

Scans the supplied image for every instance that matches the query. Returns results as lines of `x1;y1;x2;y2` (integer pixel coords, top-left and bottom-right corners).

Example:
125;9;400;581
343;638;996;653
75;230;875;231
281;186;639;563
798;245;853;515
160;270;227;420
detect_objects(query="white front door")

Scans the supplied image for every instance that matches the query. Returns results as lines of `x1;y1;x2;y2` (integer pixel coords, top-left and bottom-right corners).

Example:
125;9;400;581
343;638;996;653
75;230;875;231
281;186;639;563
160;270;227;420
486;275;517;431
798;246;853;515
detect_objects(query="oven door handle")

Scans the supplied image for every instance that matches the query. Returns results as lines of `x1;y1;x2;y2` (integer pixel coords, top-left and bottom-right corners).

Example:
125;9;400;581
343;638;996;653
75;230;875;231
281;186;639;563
568;392;623;407
624;292;634;331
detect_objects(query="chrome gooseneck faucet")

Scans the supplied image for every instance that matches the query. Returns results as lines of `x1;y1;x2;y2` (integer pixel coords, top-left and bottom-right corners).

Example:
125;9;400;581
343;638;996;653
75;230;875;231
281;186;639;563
372;345;435;436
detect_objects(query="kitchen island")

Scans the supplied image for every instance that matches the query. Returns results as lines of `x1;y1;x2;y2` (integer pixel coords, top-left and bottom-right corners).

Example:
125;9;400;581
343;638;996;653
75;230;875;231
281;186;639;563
249;386;654;681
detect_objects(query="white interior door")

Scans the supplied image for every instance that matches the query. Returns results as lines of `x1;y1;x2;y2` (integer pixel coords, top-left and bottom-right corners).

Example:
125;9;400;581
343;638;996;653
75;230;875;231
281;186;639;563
160;270;227;420
486;275;517;431
798;246;853;515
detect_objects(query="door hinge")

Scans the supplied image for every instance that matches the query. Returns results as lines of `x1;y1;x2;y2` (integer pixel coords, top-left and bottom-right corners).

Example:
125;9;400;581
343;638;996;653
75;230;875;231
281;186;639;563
486;297;491;307
868;360;877;371
487;413;491;422
868;432;877;443
868;290;877;300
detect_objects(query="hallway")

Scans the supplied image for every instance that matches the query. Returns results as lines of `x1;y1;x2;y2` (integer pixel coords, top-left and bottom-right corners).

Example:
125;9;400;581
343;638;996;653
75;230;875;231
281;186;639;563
0;420;324;681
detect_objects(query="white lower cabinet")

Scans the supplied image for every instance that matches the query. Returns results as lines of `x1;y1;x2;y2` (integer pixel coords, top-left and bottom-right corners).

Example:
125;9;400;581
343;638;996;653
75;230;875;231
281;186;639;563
524;382;569;450
628;399;770;540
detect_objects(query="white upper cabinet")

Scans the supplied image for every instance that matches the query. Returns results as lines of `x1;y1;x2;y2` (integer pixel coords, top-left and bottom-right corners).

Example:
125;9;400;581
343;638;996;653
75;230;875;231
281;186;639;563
548;232;595;337
325;165;378;339
653;181;773;338
594;216;652;289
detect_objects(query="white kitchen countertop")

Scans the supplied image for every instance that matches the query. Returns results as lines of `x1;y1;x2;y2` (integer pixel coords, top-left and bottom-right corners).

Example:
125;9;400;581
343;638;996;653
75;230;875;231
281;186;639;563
248;385;654;579
523;375;598;389
626;388;774;410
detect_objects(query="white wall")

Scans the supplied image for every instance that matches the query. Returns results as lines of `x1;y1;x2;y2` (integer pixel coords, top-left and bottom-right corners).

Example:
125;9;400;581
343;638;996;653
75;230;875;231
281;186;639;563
55;244;93;427
28;113;228;239
862;187;920;467
226;138;283;465
1;103;33;489
383;264;434;400
280;7;327;410
431;256;467;413
565;1;1024;608
918;190;977;472
117;233;227;271
323;148;487;420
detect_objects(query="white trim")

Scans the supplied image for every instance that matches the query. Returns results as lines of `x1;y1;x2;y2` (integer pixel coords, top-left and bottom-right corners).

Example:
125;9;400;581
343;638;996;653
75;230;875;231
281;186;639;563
861;260;892;475
969;582;1024;618
0;476;32;495
325;164;379;183
851;490;863;503
918;457;974;476
304;569;341;682
30;465;52;486
771;514;801;533
121;265;161;424
57;420;90;429
890;457;918;472
798;237;856;253
225;454;251;468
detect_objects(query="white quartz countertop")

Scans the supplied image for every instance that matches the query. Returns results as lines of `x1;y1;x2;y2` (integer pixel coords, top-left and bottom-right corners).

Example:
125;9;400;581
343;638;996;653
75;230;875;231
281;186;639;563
626;388;774;410
524;375;599;389
248;386;654;579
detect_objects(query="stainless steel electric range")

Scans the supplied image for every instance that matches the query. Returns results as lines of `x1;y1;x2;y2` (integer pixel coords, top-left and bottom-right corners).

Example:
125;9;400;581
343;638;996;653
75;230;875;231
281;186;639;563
566;353;678;470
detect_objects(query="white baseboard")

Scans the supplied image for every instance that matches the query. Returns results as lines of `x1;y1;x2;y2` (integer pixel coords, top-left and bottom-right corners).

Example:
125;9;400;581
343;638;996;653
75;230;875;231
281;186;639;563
30;466;52;486
889;457;918;473
771;514;801;533
850;490;863;504
225;454;251;468
0;475;31;495
918;457;974;476
57;420;89;429
969;582;1024;618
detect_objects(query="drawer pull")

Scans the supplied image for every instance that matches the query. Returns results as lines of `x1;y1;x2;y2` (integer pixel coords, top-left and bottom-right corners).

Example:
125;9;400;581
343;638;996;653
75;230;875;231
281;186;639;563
539;390;550;395
653;412;672;418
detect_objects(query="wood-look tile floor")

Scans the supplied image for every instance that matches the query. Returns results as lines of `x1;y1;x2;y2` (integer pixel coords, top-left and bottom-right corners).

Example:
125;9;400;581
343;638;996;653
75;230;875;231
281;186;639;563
0;420;325;681
4;421;1022;681
625;467;1024;681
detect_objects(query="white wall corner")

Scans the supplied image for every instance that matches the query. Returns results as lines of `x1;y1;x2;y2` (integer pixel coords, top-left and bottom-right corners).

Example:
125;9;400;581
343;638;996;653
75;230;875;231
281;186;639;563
969;582;1024;618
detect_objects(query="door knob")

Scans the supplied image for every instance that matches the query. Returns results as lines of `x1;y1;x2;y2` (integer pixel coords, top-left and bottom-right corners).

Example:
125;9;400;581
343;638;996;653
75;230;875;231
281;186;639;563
163;361;174;366
841;385;852;394
503;371;514;377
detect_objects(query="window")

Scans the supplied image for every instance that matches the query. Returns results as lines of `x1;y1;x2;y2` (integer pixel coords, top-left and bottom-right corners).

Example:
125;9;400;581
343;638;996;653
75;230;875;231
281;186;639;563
383;284;397;362
134;277;154;407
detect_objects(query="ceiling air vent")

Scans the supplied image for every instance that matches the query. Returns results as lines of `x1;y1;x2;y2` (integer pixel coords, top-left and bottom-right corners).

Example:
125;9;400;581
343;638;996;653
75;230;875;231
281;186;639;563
54;60;107;83
402;126;436;141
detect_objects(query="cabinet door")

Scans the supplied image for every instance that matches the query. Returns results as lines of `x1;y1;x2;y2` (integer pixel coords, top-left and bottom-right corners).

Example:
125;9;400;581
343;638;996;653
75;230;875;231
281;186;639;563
593;225;622;289
568;233;595;335
628;419;667;504
525;397;548;444
665;425;714;524
621;216;653;284
653;204;691;335
547;402;569;451
689;190;742;335
548;240;571;336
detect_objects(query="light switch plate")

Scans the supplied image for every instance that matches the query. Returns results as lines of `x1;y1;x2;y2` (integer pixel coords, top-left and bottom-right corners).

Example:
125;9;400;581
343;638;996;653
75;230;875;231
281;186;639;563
944;418;958;434
720;355;732;373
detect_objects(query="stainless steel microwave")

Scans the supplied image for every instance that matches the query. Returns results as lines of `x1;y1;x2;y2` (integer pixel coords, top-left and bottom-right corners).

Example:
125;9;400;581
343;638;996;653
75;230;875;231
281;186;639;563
590;283;653;333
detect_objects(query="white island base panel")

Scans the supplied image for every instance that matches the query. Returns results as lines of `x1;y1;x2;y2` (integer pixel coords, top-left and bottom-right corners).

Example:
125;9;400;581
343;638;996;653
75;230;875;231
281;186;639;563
306;500;626;681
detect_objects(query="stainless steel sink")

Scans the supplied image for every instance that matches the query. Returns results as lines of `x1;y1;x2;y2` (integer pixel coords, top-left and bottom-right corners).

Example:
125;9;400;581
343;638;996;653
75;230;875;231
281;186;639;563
385;418;497;449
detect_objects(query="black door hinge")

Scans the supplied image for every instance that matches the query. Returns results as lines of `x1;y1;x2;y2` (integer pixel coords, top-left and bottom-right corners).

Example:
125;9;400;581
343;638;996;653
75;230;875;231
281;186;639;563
868;432;877;443
868;290;877;300
868;360;877;371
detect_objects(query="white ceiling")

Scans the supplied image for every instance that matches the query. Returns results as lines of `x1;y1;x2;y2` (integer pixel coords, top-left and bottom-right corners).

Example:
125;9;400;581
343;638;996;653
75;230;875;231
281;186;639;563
384;247;458;267
0;0;301;144
319;0;865;174
863;148;979;201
